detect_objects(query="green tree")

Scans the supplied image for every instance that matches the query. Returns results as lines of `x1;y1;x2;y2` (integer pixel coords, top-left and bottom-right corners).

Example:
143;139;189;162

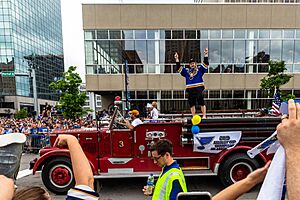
14;109;28;119
49;66;88;119
260;60;293;100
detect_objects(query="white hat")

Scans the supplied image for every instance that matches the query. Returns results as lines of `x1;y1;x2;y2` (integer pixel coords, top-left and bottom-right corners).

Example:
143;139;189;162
146;103;153;108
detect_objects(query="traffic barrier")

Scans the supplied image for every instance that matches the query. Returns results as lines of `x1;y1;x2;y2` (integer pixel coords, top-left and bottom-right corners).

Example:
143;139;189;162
24;133;50;153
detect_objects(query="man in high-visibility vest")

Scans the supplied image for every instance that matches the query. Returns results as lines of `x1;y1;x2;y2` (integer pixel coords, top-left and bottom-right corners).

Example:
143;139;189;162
143;139;187;200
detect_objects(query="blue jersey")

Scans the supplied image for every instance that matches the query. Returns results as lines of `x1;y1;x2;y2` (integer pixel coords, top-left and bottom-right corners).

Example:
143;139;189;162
177;63;208;89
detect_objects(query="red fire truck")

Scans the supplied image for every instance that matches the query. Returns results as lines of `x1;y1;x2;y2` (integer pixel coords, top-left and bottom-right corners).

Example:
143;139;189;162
31;108;280;194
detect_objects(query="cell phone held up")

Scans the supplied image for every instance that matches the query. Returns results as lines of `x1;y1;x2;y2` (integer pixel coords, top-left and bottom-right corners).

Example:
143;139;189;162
177;192;212;200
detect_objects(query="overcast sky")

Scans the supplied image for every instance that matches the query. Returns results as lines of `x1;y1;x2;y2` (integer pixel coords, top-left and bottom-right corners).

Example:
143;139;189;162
60;0;196;82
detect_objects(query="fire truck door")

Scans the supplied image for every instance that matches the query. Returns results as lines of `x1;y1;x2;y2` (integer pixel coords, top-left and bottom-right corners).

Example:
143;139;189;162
111;130;133;157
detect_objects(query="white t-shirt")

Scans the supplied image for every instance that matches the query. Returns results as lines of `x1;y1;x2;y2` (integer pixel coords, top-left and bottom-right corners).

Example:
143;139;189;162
132;118;143;127
150;108;159;119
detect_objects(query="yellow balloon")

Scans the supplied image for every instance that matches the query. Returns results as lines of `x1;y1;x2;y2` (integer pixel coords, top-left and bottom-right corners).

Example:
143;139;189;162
192;115;201;125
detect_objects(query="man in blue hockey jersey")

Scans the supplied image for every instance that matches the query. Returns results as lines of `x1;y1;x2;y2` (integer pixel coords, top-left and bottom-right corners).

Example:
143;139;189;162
174;48;209;118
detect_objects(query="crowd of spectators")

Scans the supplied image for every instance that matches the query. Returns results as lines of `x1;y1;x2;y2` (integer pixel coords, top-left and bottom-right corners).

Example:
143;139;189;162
1;103;107;136
0;115;97;135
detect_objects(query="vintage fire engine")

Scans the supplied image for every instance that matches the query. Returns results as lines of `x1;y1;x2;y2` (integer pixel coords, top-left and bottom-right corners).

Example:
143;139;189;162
31;108;280;194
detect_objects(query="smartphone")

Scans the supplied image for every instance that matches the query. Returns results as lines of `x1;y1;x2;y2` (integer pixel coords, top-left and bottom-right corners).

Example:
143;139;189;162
177;192;212;200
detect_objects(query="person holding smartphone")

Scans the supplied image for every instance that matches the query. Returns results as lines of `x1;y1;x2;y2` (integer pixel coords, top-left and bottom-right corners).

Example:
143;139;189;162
174;48;209;118
143;139;187;200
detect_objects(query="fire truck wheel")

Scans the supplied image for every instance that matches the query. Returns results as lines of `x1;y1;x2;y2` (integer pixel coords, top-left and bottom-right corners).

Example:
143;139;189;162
42;157;75;194
219;153;260;187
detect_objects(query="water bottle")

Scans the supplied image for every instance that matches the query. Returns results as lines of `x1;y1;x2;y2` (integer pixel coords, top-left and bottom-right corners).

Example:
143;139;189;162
146;173;154;194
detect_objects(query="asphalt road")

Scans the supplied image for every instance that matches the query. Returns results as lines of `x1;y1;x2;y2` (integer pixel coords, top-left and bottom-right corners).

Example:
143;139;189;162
16;153;260;200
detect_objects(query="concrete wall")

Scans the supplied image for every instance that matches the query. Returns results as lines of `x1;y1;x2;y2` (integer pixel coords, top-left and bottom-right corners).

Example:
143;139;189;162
86;73;300;91
83;4;300;29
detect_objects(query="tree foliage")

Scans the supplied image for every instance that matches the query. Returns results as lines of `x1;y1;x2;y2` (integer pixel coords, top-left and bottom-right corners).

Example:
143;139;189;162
49;66;88;119
260;60;293;98
14;109;28;119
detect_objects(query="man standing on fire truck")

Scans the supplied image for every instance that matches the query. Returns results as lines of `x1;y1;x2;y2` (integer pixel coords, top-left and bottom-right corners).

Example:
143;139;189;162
143;139;187;200
174;48;209;118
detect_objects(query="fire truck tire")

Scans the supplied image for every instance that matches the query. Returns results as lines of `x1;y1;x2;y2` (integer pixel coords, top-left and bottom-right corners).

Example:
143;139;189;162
219;153;260;187
42;157;75;194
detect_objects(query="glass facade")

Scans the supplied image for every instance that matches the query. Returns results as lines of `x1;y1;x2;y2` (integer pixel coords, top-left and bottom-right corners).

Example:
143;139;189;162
85;29;300;75
0;0;64;103
84;29;299;113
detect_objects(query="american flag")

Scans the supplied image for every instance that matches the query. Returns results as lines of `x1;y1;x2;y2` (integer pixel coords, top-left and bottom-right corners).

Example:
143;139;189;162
270;89;281;116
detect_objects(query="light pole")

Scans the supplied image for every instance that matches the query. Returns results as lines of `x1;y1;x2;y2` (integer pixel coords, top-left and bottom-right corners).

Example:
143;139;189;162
24;53;39;116
30;67;38;115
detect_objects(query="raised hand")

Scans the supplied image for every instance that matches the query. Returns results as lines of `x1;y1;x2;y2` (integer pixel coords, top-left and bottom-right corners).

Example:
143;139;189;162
174;52;179;62
54;134;77;148
204;48;208;57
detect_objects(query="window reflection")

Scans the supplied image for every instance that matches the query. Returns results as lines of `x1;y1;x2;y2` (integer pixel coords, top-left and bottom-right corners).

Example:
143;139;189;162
147;41;155;64
185;30;196;39
209;90;220;98
234;40;245;63
172;30;183;39
285;64;293;73
135;40;147;64
234;64;245;73
247;30;258;39
270;40;282;61
282;40;294;63
209;40;221;63
222;64;233;73
294;41;300;63
259;30;270;39
160;30;171;39
147;30;158;39
135;30;146;39
197;30;208;39
109;30;121;39
222;40;233;63
84;31;95;39
271;30;282;39
246;40;257;63
294;64;300;72
296;30;300;38
234;29;245;39
210;30;221;39
283;30;294;38
222;30;233;39
209;64;220;73
221;90;232;98
85;29;300;74
122;30;133;39
97;30;108;39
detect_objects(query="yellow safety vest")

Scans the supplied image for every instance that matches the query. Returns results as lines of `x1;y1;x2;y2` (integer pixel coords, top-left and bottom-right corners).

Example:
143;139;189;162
152;167;187;200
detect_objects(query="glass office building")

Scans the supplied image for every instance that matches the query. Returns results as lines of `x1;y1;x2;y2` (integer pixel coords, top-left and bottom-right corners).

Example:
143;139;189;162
83;4;300;114
0;0;63;114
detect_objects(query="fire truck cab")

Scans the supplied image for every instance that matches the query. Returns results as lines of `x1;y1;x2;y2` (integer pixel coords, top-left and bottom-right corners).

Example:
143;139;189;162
31;108;279;194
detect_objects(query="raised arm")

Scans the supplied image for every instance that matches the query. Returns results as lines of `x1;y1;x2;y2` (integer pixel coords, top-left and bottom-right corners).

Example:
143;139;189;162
203;48;209;66
174;52;187;76
212;161;270;200
0;175;14;200
54;134;94;189
277;99;300;200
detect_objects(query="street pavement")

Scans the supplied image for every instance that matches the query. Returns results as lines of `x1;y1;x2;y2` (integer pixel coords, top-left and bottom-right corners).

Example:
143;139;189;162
16;153;260;200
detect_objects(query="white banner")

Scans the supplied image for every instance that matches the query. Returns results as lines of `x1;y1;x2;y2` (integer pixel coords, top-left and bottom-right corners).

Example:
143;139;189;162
193;131;242;153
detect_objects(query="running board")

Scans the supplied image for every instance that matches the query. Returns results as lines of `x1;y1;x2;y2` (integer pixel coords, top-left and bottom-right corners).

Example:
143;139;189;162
93;170;216;179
